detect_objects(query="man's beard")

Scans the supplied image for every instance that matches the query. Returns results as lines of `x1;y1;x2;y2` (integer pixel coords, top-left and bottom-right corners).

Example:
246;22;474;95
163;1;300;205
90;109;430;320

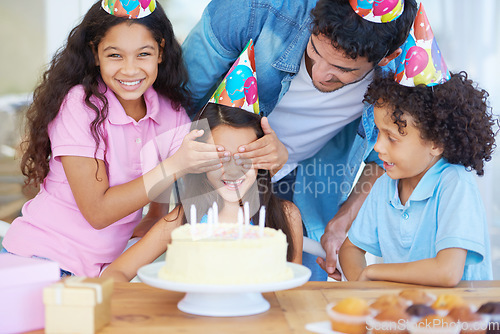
311;67;375;93
311;80;344;93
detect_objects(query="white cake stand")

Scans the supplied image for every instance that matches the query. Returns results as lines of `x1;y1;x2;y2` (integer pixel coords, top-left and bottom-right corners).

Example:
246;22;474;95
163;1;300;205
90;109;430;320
137;261;311;317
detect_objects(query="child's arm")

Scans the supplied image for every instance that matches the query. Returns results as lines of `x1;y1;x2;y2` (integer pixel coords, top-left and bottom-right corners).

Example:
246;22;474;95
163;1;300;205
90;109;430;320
358;248;467;287
100;206;184;282
61;129;223;229
132;201;169;238
283;201;303;264
338;237;368;281
61;155;176;229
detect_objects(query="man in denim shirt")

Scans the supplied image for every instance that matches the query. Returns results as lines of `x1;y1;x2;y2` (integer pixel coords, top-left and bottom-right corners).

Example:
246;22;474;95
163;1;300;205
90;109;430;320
182;0;417;280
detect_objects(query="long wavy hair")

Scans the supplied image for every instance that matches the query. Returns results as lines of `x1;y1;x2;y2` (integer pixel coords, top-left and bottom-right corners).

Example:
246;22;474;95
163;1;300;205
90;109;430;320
21;1;190;187
174;103;296;261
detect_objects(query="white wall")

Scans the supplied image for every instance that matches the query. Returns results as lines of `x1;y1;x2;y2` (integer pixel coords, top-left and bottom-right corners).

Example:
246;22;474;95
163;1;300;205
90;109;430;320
45;0;97;63
421;0;500;227
43;0;210;64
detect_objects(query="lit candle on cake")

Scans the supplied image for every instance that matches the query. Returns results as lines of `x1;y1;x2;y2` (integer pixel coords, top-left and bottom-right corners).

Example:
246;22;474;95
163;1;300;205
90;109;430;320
190;204;196;235
212;202;218;226
243;202;250;228
237;207;244;239
207;207;213;237
259;206;266;237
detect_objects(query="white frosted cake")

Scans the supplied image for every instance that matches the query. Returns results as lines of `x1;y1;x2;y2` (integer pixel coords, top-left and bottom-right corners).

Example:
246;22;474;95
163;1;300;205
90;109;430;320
158;223;293;284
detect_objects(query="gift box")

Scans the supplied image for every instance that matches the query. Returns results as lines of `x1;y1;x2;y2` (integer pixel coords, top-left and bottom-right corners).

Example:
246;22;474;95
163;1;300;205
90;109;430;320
43;276;114;334
0;253;60;333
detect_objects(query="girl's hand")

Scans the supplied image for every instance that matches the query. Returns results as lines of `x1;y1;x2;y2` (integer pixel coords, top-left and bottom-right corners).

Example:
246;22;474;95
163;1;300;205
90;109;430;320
234;117;288;176
171;129;229;175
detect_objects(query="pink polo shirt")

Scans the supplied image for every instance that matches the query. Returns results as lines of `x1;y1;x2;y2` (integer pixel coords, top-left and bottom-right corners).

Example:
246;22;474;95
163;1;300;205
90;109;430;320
3;85;190;276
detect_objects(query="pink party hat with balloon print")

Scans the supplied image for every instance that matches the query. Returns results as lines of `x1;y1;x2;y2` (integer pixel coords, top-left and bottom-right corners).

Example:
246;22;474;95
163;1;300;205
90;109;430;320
101;0;156;19
209;40;260;114
349;0;405;23
394;3;450;87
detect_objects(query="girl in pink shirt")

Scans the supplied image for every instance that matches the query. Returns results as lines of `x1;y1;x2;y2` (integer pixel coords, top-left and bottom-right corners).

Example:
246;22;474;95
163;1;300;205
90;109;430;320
1;1;227;277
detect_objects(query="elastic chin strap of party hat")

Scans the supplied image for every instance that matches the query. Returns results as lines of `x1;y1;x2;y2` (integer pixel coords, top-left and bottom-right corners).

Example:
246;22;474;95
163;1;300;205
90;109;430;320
101;0;156;19
349;0;405;23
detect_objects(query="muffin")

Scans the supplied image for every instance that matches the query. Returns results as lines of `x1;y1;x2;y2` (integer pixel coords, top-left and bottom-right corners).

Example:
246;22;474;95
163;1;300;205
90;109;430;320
448;306;488;334
368;305;411;334
485;323;500;334
477;302;500;334
326;298;371;334
409;315;460;334
407;304;436;318
371;294;410;313
432;295;467;312
477;302;500;320
399;289;436;306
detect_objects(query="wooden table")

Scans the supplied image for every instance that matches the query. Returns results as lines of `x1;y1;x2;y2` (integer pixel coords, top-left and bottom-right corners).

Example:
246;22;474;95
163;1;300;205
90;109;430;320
27;280;500;334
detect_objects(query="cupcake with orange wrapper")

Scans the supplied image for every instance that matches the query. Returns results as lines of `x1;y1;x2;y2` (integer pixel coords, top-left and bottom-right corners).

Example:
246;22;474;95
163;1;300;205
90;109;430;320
326;297;371;334
399;289;436;306
367;305;411;334
409;314;460;334
371;294;410;313
447;305;488;334
432;295;468;314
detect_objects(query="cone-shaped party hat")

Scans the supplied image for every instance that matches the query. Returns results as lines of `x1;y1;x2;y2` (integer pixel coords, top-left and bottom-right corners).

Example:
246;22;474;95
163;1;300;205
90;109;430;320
209;40;260;114
349;0;405;23
394;3;450;87
101;0;156;19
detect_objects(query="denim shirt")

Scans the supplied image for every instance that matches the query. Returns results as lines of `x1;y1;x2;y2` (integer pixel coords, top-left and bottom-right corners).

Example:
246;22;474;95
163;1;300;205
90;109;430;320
182;0;390;241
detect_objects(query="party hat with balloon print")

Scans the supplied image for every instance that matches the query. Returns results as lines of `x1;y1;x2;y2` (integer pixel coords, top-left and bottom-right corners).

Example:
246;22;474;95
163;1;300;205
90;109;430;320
101;0;156;19
209;40;260;114
349;0;405;23
394;3;450;87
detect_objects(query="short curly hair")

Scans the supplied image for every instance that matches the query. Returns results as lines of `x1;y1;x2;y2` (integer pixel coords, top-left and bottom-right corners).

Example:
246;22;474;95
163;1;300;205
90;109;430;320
364;71;497;175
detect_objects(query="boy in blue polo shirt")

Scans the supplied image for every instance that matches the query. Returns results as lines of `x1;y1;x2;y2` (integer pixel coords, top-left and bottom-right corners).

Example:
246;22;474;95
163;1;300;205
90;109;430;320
338;4;495;286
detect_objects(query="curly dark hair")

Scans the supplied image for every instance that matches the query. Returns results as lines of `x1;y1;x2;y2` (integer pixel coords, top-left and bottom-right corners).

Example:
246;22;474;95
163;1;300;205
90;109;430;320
21;1;190;187
311;0;418;64
364;71;497;175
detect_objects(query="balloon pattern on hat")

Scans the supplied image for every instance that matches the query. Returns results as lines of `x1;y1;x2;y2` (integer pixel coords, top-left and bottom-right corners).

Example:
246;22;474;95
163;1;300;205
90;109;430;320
101;0;156;19
395;3;450;87
349;0;405;23
209;40;260;114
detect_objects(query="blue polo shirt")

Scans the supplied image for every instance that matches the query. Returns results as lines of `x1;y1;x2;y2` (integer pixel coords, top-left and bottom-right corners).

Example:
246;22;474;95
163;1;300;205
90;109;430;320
348;158;492;280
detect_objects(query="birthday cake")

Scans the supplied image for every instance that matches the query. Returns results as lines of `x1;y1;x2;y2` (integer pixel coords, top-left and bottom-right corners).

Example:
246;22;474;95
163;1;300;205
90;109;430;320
158;223;293;284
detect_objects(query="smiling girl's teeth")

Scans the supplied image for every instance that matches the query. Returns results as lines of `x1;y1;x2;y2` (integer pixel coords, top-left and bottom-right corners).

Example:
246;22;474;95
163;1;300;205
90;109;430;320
223;180;243;185
119;80;141;86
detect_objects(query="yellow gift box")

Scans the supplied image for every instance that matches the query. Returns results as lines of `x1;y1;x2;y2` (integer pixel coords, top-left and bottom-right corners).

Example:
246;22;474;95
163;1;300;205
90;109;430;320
43;277;114;334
